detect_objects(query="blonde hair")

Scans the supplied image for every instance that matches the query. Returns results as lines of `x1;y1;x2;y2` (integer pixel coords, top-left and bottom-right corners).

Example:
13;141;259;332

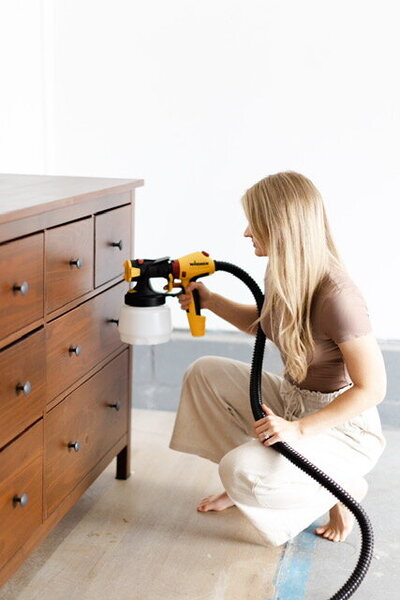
242;171;342;384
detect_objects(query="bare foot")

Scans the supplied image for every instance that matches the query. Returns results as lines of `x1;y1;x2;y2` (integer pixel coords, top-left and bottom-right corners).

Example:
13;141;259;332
197;492;235;512
315;477;368;542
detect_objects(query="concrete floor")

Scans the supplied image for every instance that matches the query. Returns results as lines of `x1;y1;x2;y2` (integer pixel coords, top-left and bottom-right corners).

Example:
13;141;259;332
1;410;397;600
302;427;400;600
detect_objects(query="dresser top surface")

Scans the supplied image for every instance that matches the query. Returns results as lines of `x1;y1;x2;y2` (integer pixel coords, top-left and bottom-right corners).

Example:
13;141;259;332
0;174;144;224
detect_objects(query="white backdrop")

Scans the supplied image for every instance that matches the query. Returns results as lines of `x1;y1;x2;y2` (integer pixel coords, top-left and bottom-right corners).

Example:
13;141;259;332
1;0;399;337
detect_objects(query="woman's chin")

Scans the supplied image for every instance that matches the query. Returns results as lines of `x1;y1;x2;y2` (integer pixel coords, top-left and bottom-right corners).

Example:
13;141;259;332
254;248;267;257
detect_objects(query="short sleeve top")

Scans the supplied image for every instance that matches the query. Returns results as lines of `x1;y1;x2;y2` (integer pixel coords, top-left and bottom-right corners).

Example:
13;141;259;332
261;266;372;392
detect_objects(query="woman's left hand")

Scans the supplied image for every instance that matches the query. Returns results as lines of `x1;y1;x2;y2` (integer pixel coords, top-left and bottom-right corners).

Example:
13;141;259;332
254;404;303;446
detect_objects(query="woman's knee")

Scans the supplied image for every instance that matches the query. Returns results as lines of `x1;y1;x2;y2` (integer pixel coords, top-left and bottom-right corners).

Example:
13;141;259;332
181;356;217;394
183;355;236;391
185;355;218;378
188;355;235;377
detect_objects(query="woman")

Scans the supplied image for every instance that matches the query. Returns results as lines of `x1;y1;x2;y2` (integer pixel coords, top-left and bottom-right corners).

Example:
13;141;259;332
169;171;386;546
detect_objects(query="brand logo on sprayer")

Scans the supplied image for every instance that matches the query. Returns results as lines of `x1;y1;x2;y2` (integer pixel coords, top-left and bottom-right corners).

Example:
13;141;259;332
190;262;209;266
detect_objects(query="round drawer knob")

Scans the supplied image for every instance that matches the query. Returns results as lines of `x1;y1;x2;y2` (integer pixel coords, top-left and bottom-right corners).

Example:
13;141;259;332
110;240;123;251
13;281;29;296
68;441;81;452
13;493;29;507
16;381;32;396
108;401;121;411
69;258;83;269
69;345;82;356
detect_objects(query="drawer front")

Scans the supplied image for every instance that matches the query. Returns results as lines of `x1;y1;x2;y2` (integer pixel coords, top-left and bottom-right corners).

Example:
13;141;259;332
95;205;131;287
45;351;129;515
0;421;43;569
46;283;125;401
0;329;46;448
0;233;44;341
46;218;94;313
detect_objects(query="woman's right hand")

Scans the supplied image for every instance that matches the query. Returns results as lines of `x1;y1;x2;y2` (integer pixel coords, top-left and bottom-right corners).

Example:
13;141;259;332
178;281;213;311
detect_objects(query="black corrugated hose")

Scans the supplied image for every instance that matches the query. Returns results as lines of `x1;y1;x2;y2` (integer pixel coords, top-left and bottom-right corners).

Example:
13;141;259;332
214;261;374;600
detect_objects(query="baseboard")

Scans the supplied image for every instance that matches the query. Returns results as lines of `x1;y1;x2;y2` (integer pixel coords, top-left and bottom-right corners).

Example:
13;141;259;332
133;330;399;428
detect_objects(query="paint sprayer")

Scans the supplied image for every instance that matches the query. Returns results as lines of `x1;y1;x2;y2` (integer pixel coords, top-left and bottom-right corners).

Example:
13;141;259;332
118;251;374;600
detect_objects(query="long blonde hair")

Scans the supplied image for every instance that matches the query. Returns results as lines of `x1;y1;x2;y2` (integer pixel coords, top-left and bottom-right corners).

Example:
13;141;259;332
242;171;342;384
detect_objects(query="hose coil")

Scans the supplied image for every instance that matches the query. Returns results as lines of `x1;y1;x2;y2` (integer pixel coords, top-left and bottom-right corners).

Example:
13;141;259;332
215;261;373;600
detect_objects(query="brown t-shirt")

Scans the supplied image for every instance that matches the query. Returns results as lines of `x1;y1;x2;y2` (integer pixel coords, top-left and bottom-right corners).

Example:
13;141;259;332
261;266;372;393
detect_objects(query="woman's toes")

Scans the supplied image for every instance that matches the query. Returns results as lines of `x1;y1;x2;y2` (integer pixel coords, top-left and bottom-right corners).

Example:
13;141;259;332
197;497;211;510
196;492;234;512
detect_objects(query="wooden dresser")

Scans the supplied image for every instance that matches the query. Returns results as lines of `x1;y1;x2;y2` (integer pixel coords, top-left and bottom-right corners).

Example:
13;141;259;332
0;174;143;585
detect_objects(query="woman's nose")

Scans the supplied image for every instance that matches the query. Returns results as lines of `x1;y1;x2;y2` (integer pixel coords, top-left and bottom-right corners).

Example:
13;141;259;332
244;226;252;237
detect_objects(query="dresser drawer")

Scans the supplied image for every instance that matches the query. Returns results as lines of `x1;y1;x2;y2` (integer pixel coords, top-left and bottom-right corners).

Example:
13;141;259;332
0;421;43;569
46;283;125;401
45;351;129;515
46;218;94;313
95;205;131;287
0;233;44;341
0;329;46;448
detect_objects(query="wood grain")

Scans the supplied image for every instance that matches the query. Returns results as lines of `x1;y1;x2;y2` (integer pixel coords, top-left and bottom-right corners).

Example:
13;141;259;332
45;218;94;313
95;205;132;287
45;283;126;402
0;421;43;571
0;174;143;224
0;233;44;341
0;329;46;449
0;175;135;586
44;351;129;516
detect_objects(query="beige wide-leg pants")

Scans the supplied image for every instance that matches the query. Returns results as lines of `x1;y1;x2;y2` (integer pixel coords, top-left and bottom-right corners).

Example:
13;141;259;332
169;356;386;546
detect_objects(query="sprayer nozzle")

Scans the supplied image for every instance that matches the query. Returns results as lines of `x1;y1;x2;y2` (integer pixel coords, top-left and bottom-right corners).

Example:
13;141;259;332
124;260;141;282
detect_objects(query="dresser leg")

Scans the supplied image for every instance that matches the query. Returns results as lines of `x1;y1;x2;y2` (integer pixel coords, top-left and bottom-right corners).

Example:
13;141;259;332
116;445;131;479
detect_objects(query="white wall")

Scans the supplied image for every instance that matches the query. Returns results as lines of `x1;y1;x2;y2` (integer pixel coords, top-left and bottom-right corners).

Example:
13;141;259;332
0;0;45;172
1;0;399;338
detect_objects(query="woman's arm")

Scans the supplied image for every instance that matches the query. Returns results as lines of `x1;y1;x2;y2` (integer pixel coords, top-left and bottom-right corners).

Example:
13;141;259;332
179;281;259;335
206;292;259;335
298;332;386;437
255;332;386;445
